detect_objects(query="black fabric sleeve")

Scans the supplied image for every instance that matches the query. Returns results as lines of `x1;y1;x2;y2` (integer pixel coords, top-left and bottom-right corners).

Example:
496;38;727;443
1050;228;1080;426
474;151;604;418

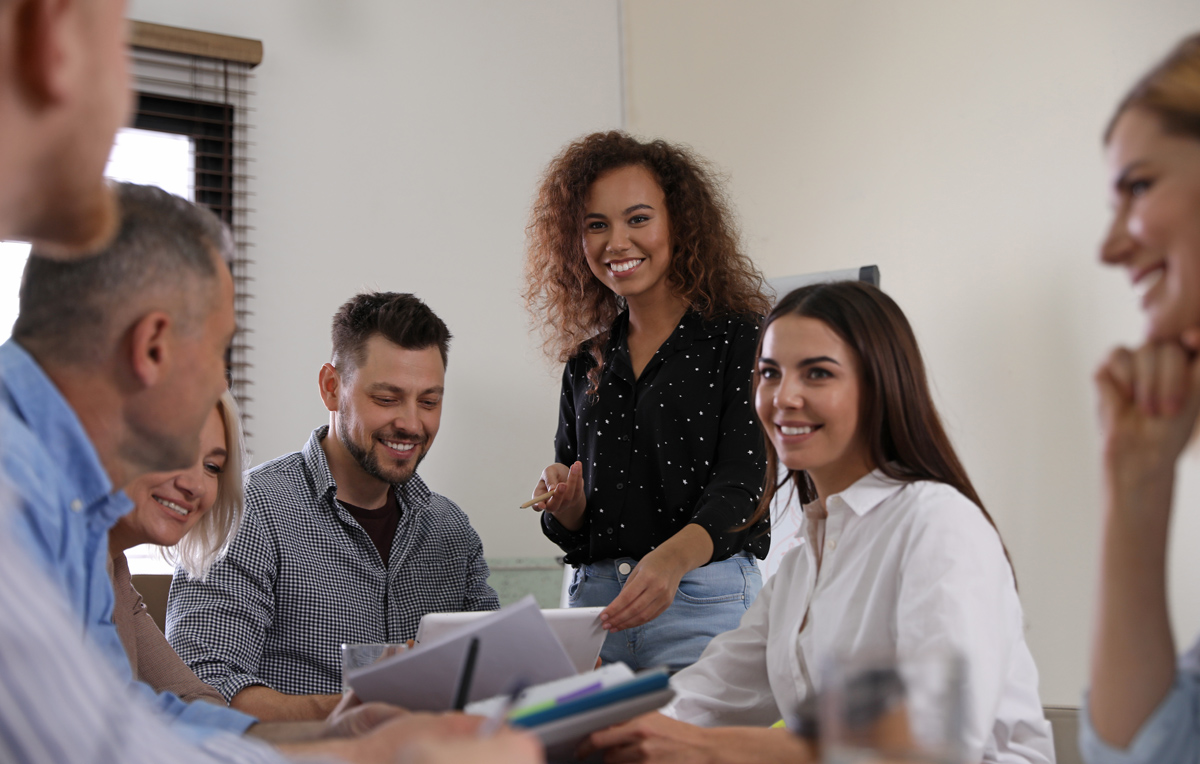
541;358;590;555
687;319;770;561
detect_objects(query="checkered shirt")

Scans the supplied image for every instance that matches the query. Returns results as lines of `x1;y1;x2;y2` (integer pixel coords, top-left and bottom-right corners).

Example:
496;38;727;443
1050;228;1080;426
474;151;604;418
165;426;499;700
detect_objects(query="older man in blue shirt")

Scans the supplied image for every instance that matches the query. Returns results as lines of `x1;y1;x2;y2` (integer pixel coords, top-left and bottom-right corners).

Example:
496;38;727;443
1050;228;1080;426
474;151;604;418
0;2;540;760
1;182;245;743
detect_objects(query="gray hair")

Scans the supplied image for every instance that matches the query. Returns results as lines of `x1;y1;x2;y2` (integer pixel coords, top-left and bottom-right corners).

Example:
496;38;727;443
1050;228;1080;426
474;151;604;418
166;390;246;581
13;182;232;362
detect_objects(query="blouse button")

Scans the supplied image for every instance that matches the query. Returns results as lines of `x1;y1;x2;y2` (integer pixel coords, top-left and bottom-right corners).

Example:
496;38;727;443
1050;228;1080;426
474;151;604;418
826;540;837;552
618;562;632;575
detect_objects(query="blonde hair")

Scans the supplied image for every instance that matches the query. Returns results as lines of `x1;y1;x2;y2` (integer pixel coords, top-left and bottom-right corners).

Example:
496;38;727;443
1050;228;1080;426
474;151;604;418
1107;33;1200;142
166;390;246;580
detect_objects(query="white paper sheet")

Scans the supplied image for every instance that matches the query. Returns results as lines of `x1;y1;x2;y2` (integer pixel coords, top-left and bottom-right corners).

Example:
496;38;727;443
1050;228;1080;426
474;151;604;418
417;606;605;674
346;595;577;710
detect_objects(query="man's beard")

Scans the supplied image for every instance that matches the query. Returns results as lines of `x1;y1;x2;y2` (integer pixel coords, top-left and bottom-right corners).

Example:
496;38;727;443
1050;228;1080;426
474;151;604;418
23;176;119;260
338;416;426;487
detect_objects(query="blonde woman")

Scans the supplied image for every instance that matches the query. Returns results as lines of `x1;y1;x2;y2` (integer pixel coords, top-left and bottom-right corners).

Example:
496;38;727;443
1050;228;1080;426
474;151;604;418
107;390;244;702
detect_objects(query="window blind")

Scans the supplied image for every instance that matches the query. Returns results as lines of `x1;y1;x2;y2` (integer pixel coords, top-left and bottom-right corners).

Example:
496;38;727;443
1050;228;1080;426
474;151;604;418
128;23;261;438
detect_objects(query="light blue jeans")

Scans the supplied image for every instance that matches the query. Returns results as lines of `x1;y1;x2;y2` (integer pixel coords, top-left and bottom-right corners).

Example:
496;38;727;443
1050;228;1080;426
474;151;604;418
568;552;762;672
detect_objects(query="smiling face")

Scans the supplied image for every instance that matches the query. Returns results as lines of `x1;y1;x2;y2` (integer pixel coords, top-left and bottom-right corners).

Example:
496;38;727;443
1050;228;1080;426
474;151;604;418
755;314;874;497
328;334;444;489
115;405;227;550
582;164;676;308
1102;108;1200;341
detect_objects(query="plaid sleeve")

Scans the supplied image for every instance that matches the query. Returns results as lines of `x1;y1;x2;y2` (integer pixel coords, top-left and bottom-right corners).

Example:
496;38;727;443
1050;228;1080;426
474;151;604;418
166;503;278;703
461;520;499;612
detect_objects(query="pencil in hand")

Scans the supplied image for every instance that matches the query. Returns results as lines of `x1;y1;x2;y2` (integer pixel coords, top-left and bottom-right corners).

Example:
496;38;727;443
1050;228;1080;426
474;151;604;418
519;490;555;509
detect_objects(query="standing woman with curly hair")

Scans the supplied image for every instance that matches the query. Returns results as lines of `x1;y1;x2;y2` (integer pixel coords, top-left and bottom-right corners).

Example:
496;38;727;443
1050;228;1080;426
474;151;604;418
524;131;772;670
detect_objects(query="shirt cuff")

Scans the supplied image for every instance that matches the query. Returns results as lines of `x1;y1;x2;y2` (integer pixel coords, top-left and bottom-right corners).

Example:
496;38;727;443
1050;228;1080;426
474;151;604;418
1080;681;1200;764
131;681;256;743
689;499;752;563
213;672;271;706
176;698;258;738
542;511;587;546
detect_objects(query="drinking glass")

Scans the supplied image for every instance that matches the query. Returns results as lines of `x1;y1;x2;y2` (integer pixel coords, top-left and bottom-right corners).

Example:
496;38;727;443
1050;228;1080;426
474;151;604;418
340;642;408;692
818;651;968;764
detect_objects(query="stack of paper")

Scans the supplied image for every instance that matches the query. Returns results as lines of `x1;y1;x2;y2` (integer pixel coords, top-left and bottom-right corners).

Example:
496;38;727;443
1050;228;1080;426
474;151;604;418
346;596;577;710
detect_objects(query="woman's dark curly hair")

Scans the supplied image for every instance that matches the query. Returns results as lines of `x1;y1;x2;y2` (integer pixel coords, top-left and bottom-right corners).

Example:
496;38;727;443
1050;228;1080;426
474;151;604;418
524;131;770;392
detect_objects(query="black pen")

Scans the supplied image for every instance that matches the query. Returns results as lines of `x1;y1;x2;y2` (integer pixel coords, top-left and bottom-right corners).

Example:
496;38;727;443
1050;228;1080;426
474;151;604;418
453;637;481;711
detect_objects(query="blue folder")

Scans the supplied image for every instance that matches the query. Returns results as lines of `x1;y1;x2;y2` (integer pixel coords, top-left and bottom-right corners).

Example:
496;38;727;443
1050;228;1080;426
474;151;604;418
510;669;671;729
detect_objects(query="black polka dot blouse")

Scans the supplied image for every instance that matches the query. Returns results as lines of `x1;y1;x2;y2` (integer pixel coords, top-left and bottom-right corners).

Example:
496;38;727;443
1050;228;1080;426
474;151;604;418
543;310;770;565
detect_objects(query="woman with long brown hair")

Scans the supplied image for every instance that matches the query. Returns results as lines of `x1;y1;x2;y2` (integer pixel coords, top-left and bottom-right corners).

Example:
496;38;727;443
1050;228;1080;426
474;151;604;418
524;131;771;670
582;281;1053;764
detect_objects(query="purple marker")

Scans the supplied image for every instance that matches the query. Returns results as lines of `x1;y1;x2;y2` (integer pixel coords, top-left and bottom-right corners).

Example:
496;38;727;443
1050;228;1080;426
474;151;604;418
556;681;603;703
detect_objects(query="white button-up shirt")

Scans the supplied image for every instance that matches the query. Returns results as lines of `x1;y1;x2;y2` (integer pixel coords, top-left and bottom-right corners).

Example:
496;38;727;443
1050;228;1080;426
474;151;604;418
664;470;1055;764
761;464;804;581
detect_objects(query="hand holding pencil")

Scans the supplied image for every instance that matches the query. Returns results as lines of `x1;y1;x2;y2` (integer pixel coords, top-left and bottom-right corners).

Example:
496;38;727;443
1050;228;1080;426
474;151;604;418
519;492;555;510
525;461;586;532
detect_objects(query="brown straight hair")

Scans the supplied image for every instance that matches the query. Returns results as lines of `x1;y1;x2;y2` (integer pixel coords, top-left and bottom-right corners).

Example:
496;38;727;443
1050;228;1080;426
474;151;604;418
745;281;1012;571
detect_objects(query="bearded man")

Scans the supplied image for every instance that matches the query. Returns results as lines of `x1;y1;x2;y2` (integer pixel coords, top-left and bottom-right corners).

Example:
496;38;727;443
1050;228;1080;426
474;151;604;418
167;291;498;723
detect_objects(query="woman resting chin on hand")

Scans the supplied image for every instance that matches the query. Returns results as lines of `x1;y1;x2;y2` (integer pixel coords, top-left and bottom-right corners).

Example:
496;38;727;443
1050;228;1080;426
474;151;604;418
1082;33;1200;764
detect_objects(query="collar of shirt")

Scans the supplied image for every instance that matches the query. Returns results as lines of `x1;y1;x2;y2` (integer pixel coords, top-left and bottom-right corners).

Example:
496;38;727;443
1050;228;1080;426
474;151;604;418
0;340;129;529
302;425;434;511
606;310;726;385
799;468;906;554
820;468;907;518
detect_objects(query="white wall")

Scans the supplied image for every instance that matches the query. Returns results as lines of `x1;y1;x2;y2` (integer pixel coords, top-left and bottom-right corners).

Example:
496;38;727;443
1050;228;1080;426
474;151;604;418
124;0;1200;707
126;0;623;560
621;0;1200;705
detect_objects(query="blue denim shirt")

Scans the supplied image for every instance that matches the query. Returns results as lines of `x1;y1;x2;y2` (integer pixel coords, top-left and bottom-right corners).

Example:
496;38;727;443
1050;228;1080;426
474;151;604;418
0;340;256;742
1080;638;1200;764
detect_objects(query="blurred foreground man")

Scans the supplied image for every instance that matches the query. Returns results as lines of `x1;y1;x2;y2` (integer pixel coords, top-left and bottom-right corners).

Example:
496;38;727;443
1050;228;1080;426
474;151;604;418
0;0;129;252
0;1;538;762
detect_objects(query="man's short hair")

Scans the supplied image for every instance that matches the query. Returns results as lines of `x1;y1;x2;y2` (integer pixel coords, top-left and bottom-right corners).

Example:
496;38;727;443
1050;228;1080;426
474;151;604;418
13;182;232;362
331;292;452;373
